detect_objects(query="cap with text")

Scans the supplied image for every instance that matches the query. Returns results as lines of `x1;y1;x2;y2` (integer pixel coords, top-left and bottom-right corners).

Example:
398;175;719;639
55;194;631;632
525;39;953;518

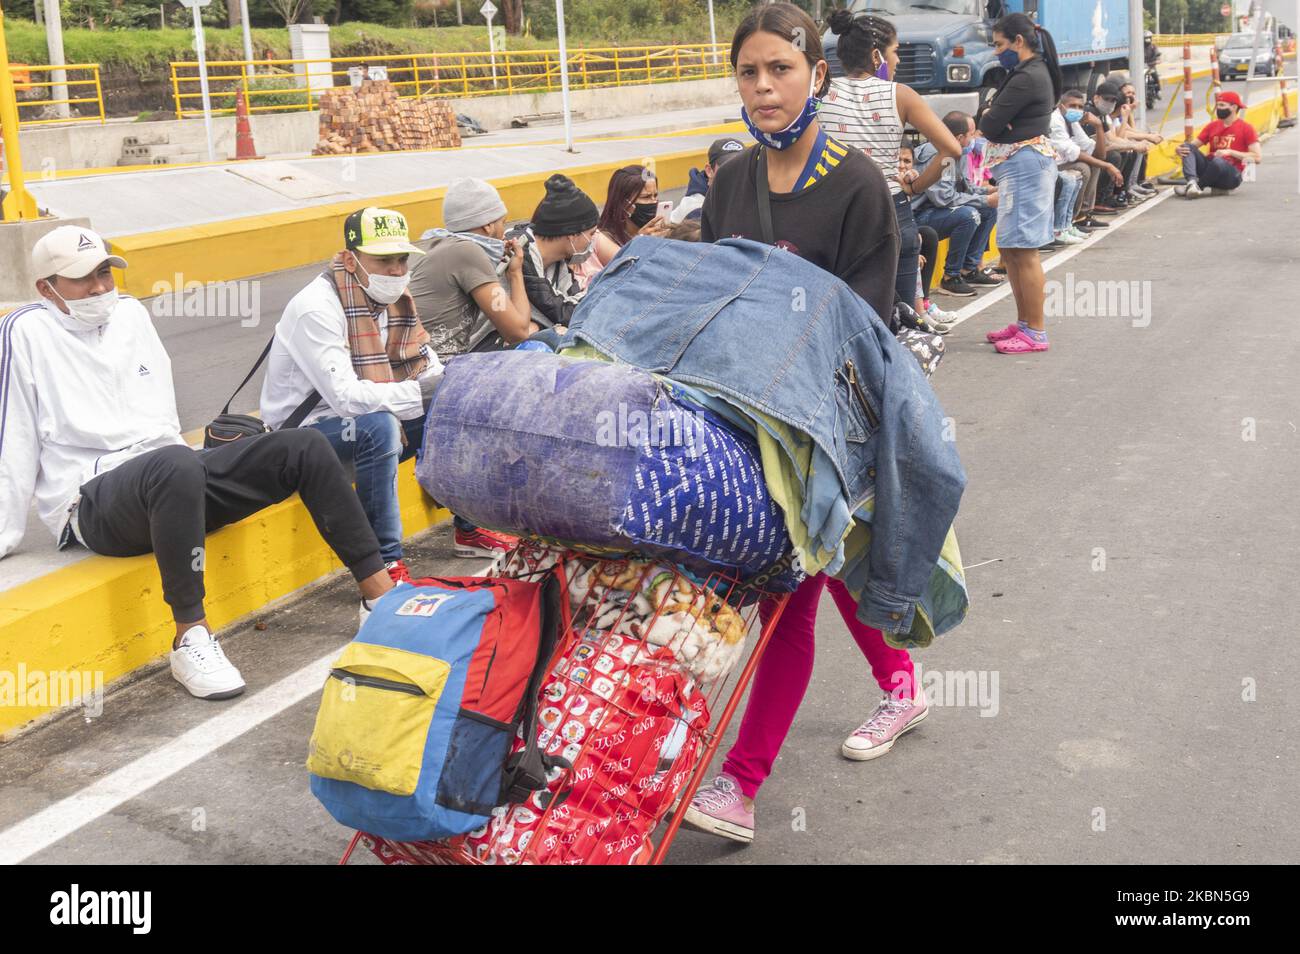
31;226;128;280
344;207;424;256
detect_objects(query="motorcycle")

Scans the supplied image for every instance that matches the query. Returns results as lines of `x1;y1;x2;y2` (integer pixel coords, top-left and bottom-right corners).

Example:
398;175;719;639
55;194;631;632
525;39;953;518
1145;65;1162;111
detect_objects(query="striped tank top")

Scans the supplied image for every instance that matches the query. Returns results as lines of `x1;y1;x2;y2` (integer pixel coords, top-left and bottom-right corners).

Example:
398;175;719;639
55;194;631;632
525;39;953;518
818;74;904;194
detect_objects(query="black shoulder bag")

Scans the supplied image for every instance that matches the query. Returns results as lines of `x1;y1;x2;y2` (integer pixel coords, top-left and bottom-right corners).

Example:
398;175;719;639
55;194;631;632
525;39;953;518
203;335;322;449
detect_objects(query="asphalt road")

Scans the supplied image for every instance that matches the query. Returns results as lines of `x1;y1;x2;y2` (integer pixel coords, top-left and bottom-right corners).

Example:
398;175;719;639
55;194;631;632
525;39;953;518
1;113;1295;867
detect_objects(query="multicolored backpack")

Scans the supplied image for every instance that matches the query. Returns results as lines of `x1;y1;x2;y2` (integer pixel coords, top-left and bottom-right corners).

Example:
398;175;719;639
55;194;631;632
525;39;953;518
308;574;565;843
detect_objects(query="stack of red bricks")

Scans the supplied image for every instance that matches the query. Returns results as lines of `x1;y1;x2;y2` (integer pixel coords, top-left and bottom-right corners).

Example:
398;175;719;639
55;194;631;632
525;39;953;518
313;79;461;155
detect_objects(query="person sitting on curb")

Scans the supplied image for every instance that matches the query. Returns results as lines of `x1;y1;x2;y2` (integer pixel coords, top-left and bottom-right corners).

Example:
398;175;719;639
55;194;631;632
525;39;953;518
501;174;600;340
262;207;513;569
669;137;748;225
912;111;1002;297
1115;81;1164;199
0;226;400;701
411;177;535;360
1175;91;1261;199
1049;88;1125;234
1085;79;1150;213
407;180;534;554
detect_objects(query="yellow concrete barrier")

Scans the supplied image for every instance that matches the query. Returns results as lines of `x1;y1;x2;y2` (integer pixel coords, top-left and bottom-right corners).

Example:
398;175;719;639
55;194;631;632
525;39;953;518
0;459;446;738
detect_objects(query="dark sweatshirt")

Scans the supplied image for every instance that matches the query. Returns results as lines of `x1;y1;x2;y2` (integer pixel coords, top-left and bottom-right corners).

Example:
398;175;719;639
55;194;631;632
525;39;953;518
700;141;900;321
978;55;1056;144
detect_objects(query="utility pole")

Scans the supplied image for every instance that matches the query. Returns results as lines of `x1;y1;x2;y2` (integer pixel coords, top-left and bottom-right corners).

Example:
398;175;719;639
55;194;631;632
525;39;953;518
42;0;70;120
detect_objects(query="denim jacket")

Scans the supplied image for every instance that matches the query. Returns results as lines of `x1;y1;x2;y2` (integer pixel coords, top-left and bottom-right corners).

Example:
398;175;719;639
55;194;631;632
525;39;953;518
563;236;966;635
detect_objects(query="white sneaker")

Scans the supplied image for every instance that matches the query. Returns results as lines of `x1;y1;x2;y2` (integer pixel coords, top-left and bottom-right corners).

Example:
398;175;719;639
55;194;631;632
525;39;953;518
170;626;245;700
360;580;408;629
1055;229;1085;246
1175;181;1203;199
1067;226;1090;242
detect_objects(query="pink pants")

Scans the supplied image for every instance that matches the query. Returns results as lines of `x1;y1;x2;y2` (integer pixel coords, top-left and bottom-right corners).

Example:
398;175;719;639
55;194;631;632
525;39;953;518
721;573;915;799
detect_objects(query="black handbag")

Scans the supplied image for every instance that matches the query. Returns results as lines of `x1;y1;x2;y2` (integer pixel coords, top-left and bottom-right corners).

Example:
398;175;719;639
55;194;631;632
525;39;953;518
204;336;322;449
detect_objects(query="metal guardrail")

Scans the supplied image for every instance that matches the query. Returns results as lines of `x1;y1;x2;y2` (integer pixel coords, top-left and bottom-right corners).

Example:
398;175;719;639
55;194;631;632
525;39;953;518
169;43;732;119
7;63;106;127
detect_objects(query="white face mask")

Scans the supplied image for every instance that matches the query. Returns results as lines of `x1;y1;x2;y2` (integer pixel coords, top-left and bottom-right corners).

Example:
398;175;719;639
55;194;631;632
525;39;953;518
355;261;410;305
568;234;595;264
50;285;119;328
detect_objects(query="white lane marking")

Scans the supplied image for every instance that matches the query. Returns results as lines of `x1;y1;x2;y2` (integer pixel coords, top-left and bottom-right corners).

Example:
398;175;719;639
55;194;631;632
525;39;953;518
942;187;1174;331
0;653;336;865
0;561;494;865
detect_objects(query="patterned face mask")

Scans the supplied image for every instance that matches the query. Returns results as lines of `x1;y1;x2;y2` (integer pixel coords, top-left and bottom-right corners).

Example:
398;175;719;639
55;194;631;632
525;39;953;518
741;70;821;151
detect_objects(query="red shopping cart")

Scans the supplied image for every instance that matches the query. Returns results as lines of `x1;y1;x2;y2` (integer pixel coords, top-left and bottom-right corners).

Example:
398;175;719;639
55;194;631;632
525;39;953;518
338;540;792;866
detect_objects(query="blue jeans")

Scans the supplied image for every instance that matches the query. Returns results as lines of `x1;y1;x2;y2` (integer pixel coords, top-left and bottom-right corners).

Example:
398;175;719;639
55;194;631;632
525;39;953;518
311;412;424;563
914;203;997;277
1054;168;1083;232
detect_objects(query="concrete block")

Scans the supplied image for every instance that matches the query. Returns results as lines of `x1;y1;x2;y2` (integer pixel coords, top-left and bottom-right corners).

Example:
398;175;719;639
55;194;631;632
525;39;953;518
0;216;94;307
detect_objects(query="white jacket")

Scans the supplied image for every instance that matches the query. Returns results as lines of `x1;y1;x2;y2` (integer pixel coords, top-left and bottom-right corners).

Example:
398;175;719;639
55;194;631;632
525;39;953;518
0;296;185;557
1049;109;1097;165
259;275;436;429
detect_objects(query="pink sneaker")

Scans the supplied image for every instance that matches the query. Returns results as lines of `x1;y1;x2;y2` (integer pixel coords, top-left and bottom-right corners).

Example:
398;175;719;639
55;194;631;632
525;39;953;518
681;772;754;843
841;693;929;761
994;329;1049;354
986;322;1021;343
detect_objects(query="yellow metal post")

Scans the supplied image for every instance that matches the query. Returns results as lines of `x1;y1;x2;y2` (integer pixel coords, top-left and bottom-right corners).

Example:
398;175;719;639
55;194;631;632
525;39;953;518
1;7;40;221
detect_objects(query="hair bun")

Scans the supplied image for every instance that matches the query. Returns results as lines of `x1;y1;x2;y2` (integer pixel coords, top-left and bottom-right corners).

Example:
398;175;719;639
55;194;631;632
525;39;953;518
827;8;855;37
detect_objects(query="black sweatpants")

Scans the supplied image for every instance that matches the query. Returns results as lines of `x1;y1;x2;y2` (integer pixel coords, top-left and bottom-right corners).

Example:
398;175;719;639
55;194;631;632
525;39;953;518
75;429;385;623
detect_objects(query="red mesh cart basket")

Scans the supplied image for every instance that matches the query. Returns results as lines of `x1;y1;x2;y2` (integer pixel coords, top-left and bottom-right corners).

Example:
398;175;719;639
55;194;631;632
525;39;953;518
338;539;792;866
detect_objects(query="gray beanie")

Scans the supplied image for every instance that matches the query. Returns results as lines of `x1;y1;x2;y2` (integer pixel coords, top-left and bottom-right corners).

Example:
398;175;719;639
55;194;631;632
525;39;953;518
442;177;507;232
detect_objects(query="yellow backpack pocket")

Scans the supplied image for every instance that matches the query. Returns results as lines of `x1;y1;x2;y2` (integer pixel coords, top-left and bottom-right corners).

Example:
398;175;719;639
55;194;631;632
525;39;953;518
306;642;451;796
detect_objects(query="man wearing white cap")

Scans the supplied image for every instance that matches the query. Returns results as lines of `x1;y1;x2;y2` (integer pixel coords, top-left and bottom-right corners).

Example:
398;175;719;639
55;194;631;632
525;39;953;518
0;226;400;700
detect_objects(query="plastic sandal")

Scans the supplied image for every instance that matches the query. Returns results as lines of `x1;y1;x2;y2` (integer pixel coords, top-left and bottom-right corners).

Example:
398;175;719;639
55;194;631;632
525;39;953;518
994;330;1050;354
986;322;1020;343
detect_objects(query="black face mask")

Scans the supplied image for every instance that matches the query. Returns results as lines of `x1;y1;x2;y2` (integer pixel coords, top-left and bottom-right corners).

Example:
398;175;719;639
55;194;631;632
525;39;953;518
629;202;658;228
1215;107;1233;120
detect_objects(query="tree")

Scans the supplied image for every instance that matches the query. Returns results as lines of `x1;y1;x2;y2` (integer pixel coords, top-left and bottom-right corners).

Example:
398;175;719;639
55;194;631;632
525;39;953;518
266;0;314;25
502;0;522;36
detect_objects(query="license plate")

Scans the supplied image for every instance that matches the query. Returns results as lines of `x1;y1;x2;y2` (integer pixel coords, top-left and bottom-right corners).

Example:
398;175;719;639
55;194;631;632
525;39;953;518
1235;64;1248;71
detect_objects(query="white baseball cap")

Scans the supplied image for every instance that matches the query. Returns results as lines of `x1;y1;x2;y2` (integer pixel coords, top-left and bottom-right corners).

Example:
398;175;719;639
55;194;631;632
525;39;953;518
31;226;128;280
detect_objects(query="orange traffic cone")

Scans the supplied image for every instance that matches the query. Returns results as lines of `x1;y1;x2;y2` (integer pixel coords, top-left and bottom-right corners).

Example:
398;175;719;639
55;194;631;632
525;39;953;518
232;92;261;160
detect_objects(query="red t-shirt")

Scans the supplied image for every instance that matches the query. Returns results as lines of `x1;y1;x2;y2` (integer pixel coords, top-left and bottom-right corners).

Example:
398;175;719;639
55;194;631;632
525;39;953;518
1197;119;1259;172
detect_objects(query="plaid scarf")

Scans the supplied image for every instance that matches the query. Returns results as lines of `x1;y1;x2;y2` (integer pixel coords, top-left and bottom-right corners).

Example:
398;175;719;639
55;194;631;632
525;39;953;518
326;254;430;383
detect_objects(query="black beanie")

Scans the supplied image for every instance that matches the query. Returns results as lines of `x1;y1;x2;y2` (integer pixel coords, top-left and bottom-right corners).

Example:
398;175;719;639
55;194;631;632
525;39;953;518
531;174;599;238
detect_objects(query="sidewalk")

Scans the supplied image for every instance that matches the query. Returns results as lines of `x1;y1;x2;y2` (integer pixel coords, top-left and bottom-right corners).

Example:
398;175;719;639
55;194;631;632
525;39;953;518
27;103;738;239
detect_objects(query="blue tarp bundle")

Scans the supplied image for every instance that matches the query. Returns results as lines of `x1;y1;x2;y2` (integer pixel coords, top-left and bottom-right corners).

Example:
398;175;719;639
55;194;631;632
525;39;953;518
417;351;801;590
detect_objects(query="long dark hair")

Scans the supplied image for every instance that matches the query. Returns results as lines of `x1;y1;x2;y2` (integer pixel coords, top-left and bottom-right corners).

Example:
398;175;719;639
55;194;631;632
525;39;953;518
596;165;655;246
993;12;1063;102
730;1;830;97
826;7;897;77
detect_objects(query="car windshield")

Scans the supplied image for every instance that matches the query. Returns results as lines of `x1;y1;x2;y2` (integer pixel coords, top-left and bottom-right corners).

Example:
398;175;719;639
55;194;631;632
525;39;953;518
1225;34;1267;50
849;0;980;15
